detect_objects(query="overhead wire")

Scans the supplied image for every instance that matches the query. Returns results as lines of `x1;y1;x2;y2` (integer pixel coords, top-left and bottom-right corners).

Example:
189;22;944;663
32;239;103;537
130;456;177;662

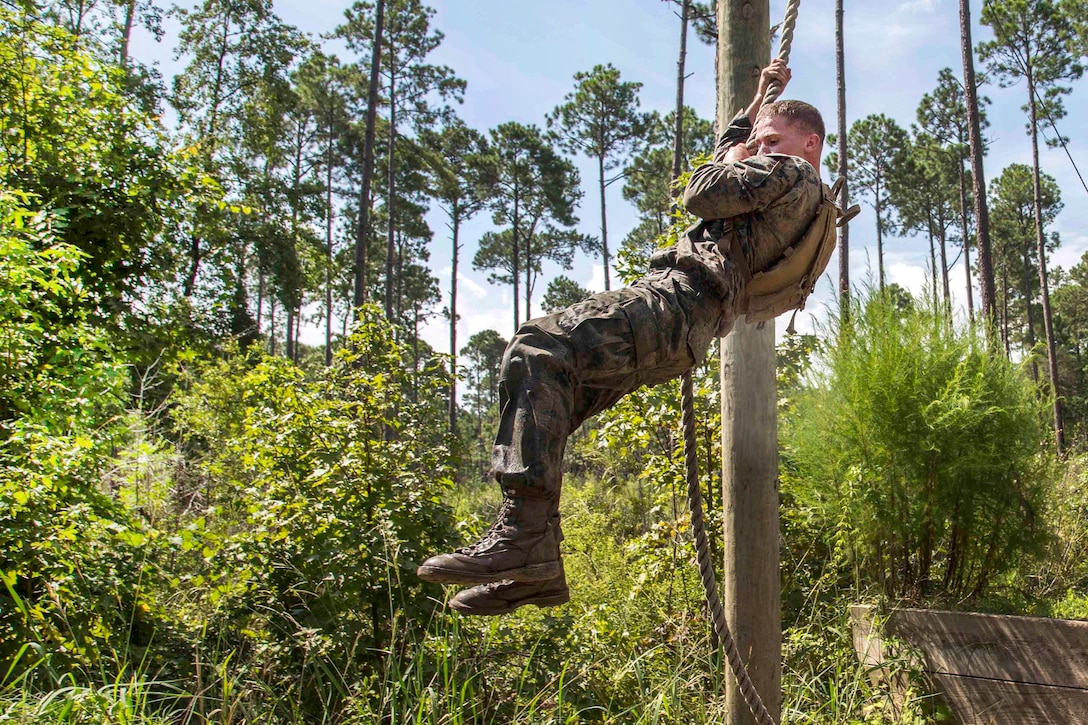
979;0;1088;199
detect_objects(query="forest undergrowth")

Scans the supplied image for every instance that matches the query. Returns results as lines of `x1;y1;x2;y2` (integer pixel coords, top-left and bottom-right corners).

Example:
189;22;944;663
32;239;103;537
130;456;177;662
7;265;1088;724
9;1;1088;720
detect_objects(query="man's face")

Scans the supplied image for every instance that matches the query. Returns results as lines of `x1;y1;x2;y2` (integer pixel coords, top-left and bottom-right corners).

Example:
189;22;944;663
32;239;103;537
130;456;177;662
752;115;817;159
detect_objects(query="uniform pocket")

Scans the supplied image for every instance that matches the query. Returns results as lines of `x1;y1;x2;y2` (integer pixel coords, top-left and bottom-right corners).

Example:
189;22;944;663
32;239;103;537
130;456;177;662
621;278;697;387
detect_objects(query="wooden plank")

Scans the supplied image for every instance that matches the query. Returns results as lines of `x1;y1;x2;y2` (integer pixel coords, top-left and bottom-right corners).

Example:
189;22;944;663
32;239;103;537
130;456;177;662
884;607;1088;689
849;604;887;671
847;606;918;717
850;605;1088;725
932;673;1088;725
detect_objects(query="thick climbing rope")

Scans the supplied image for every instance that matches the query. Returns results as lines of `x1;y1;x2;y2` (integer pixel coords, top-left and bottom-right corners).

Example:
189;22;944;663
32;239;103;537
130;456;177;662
765;0;799;103
682;2;801;724
682;372;778;725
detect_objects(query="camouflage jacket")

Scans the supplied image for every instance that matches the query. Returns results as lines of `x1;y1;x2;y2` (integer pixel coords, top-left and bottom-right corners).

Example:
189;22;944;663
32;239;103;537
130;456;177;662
655;111;824;311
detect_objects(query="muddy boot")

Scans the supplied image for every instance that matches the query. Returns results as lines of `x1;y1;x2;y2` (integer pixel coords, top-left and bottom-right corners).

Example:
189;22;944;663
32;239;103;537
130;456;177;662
450;516;568;616
416;489;560;585
449;566;569;616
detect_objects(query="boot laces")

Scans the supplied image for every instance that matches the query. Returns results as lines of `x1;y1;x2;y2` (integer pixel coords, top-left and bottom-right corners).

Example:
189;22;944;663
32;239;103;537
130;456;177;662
458;494;518;555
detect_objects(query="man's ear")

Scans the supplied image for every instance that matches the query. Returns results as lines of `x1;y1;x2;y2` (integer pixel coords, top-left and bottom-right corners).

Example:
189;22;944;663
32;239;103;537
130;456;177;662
805;133;821;154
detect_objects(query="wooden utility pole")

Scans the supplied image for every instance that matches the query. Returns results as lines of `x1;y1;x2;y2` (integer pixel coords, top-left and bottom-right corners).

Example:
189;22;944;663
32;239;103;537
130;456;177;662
717;1;780;723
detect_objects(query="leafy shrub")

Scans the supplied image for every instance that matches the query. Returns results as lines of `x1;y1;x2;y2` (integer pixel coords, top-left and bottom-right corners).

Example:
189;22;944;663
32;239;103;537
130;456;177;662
783;290;1050;602
1016;453;1088;615
169;307;458;720
0;7;207;306
0;192;176;681
0;194;122;429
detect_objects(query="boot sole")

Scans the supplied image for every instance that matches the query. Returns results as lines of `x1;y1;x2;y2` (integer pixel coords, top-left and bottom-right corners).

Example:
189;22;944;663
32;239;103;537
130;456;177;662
416;560;561;585
448;590;570;616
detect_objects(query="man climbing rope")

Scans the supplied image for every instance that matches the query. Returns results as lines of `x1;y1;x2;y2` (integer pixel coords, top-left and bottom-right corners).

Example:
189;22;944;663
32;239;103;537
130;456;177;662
418;59;837;615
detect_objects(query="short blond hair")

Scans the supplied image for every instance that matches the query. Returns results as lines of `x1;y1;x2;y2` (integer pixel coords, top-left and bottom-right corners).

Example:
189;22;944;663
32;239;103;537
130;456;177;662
757;100;825;142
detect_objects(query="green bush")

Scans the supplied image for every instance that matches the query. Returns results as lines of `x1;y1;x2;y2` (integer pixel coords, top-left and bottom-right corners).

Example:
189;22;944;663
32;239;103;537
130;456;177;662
1016;453;1088;615
0;192;180;683
168;307;458;720
783;290;1050;602
0;7;209;307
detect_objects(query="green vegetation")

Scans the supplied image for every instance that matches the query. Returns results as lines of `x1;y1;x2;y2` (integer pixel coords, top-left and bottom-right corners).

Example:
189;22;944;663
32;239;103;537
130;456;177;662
785;292;1049;602
9;177;1086;721
6;0;1088;722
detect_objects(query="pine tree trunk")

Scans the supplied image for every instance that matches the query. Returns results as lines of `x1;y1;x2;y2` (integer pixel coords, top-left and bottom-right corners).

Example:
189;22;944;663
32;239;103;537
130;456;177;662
1001;262;1010;355
257;268;265;333
412;304;420;403
204;16;230;156
449;203;460;434
835;0;850;310
286;306;296;360
1027;72;1065;453
524;228;533;322
927;215;938;311
353;0;384;317
937;205;951;320
287;121;304;361
184;235;201;298
1021;246;1039;384
183;17;231;302
326;133;335;367
598;153;611;291
876;190;886;291
396;229;404;317
290;118;304;360
959;0;997;336
956;160;974;322
512;174;521;330
385;62;398;321
119;0;135;69
294;305;301;362
269;297;277;356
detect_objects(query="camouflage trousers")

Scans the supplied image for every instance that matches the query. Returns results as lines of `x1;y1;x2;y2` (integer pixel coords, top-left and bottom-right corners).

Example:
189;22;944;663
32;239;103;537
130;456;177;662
490;265;733;502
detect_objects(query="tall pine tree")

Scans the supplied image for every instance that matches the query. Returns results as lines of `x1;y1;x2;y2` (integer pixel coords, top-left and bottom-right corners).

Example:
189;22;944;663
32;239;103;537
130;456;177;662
478;122;583;331
548;64;649;291
419;119;493;432
980;0;1082;452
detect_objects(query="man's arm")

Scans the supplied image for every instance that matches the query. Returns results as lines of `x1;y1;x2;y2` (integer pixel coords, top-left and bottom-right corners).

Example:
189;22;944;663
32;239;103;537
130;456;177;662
711;59;791;163
711;111;755;164
682;154;813;220
743;59;791;126
686;60;804;219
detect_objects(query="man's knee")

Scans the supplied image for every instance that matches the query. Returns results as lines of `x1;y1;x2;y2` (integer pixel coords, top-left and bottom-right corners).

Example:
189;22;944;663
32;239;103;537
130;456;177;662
501;322;572;384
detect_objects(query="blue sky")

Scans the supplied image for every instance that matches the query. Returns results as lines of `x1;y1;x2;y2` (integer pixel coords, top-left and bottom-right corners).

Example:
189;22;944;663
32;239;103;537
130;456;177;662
131;0;1088;353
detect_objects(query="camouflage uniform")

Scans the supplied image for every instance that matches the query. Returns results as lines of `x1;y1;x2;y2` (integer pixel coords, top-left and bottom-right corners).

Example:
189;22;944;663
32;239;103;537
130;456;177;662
418;111;824;599
490;109;823;501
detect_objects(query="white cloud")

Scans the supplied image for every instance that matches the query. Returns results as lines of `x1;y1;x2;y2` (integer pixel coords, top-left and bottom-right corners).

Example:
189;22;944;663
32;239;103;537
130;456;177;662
584;262;606;293
898;0;939;15
458;272;489;299
888;261;929;297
